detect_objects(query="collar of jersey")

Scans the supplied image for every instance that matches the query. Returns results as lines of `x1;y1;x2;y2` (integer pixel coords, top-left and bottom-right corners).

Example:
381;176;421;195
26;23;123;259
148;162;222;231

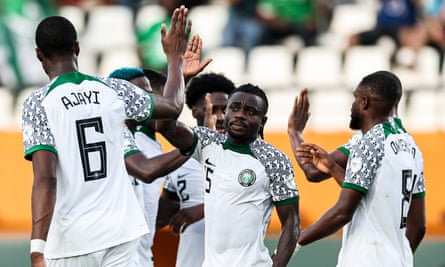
137;125;156;141
47;71;105;95
222;140;255;157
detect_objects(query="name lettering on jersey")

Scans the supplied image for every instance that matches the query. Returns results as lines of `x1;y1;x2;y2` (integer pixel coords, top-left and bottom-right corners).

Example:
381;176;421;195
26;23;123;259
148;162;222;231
390;138;416;159
61;91;100;110
238;169;256;187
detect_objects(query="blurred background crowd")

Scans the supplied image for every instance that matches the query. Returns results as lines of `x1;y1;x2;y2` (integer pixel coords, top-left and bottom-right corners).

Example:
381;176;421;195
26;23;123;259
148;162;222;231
1;0;445;132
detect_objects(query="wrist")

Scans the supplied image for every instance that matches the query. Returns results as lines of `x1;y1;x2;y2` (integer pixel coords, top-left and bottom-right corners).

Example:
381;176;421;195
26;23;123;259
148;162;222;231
30;239;46;254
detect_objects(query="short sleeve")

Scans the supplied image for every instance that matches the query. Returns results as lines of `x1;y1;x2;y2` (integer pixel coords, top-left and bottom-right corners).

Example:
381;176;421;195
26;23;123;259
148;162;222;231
22;89;57;160
123;128;141;158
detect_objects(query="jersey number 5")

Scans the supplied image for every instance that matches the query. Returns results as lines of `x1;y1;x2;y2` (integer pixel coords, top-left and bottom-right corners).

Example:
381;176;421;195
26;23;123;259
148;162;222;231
400;169;417;228
76;117;107;181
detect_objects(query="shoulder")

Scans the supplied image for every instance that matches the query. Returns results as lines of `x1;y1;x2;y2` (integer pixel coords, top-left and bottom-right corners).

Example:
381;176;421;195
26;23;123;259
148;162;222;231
251;139;293;170
193;126;226;146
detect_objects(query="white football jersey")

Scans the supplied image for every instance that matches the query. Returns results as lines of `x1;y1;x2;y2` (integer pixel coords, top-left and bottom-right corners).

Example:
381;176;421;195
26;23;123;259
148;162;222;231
337;120;425;267
163;157;205;267
133;126;165;267
22;72;152;258
190;126;299;267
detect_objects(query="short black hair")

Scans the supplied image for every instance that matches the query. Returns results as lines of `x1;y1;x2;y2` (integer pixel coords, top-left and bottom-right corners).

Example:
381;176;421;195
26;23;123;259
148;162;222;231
35;16;77;59
359;70;401;114
185;73;235;109
230;83;269;115
143;68;167;91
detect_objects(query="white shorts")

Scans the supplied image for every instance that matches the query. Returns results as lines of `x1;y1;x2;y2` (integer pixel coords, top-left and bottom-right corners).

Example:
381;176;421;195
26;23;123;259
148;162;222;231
46;239;139;267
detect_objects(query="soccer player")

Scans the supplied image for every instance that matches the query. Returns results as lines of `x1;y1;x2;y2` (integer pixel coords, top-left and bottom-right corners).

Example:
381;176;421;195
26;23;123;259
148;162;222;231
292;71;426;266
156;73;235;267
157;83;300;267
23;7;190;267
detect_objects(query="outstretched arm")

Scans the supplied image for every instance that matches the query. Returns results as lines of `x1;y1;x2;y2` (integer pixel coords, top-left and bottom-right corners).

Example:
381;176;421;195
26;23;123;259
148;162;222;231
296;143;346;186
150;6;190;119
288;89;348;183
125;149;189;183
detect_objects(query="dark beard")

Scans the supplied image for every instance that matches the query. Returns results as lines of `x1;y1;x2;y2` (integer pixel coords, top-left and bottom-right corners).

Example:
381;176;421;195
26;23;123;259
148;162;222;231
349;115;361;130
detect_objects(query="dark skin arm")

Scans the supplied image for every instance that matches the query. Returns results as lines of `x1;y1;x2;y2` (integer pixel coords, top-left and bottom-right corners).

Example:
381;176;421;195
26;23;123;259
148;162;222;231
157;190;180;229
288;88;348;184
271;202;300;267
125;149;189;183
169;204;204;234
30;150;57;267
295;143;346;186
405;197;426;252
298;188;362;246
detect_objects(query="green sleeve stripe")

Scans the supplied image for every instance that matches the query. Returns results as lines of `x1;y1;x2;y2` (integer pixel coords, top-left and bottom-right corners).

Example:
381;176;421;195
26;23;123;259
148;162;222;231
124;149;141;159
140;92;154;125
274;196;299;206
338;146;349;156
24;145;57;161
342;182;367;194
412;191;425;199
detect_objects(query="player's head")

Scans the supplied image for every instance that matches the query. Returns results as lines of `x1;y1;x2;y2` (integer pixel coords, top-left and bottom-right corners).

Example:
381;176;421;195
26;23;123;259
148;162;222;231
224;83;268;143
186;73;235;132
109;67;152;93
143;68;167;95
35;16;79;72
350;70;400;130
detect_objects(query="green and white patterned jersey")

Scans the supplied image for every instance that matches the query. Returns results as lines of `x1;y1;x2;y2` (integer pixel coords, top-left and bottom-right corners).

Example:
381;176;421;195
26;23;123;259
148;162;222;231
22;71;152;259
337;120;425;267
189;126;299;267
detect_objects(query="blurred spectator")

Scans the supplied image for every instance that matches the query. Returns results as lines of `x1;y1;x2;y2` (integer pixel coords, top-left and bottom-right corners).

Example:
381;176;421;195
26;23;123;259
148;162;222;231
221;0;265;56
136;0;182;72
348;0;424;64
0;0;56;94
257;0;319;47
422;0;445;72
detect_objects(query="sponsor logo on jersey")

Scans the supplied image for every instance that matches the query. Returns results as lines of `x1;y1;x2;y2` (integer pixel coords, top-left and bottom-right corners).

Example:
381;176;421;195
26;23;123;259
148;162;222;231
238;169;256;187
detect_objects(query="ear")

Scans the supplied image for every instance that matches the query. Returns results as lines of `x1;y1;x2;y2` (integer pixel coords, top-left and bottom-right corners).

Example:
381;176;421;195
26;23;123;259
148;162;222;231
35;48;44;62
261;115;268;127
73;42;80;56
361;96;369;110
191;106;198;119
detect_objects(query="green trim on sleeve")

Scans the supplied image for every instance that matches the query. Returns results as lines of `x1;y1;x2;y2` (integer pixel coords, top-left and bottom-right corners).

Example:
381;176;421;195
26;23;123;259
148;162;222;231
274;196;299;206
342;182;367;195
24;145;57;161
338;146;349;156
412;191;425;199
140;92;154;125
124;149;141;159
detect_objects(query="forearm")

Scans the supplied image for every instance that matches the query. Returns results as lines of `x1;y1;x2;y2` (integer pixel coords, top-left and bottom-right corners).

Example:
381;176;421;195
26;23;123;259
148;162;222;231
273;221;300;267
405;198;426;252
156;120;196;152
288;130;330;182
31;176;56;240
164;56;185;114
157;195;180;229
126;150;188;183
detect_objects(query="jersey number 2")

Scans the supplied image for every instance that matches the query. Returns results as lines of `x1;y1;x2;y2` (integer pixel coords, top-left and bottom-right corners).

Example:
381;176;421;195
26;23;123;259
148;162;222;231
76;117;107;181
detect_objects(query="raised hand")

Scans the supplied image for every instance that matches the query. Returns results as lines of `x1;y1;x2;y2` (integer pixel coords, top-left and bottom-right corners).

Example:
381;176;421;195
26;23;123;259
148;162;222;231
203;93;216;130
288;88;310;134
161;5;192;58
296;143;333;174
183;35;212;79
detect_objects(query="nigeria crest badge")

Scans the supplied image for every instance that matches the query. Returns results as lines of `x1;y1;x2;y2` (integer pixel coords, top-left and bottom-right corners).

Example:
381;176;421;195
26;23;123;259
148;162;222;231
238;169;256;187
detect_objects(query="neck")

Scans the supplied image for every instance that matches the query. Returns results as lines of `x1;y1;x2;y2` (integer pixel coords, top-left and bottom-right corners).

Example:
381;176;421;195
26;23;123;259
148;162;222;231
361;116;389;133
47;57;78;80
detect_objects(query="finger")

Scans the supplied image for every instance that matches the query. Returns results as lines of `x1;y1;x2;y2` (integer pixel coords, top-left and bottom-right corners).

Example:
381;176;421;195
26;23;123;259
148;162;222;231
185;19;192;37
170;8;179;31
200;58;213;69
160;23;167;38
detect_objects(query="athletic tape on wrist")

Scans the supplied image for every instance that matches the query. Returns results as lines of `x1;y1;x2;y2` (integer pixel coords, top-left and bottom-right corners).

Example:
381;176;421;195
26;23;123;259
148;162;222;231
30;239;46;254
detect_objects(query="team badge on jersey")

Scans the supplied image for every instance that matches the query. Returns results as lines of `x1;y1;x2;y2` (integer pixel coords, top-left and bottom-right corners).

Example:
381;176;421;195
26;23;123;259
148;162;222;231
238;169;256;187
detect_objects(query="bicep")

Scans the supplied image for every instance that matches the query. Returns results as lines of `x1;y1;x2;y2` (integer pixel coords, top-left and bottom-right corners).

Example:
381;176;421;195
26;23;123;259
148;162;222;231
32;150;57;180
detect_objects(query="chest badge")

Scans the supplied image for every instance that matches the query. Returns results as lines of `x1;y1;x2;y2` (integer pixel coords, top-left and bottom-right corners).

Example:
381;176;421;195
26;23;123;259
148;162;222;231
238;169;256;187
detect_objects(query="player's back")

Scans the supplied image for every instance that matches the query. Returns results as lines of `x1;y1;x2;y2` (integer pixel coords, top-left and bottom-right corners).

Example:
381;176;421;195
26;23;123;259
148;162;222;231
23;71;149;258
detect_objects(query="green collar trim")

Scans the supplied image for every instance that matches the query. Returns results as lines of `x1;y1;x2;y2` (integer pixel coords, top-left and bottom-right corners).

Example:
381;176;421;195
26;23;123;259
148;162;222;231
47;71;106;95
138;125;156;141
222;140;256;158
